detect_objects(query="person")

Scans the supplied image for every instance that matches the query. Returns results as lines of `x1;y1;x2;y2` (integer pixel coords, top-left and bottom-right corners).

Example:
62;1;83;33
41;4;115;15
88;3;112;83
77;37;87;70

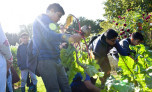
110;32;144;61
71;73;100;92
17;32;37;92
32;3;81;92
89;29;128;89
0;24;13;92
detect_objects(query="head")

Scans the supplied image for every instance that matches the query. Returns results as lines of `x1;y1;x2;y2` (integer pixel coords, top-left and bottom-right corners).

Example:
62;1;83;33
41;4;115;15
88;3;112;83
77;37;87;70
105;29;118;46
46;3;65;23
20;32;29;44
131;32;144;45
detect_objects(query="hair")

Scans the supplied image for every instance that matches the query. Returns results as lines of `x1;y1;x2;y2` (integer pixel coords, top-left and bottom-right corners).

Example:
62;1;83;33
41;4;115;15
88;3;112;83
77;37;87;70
46;3;65;15
20;32;29;38
131;32;144;41
104;29;118;39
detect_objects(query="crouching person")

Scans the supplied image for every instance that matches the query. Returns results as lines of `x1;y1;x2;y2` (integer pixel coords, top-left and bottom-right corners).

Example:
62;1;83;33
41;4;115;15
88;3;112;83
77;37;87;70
71;73;100;92
17;32;37;92
89;29;128;89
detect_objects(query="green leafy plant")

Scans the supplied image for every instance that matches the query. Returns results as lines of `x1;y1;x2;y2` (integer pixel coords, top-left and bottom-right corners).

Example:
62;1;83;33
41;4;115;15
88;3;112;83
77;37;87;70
60;44;104;84
117;44;152;91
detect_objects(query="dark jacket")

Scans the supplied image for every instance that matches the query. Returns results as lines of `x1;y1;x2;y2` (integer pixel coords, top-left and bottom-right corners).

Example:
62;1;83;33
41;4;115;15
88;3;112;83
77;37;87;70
119;38;131;55
32;14;68;63
17;43;28;70
110;38;135;61
89;33;128;61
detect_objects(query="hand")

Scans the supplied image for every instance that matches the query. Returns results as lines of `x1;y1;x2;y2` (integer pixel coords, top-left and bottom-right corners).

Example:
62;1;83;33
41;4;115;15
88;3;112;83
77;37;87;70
59;42;67;49
69;34;82;43
59;25;66;33
7;60;12;71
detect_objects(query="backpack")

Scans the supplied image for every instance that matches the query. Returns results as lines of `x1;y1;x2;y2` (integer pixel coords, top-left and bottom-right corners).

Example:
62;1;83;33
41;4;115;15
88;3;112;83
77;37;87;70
26;39;40;76
88;34;100;47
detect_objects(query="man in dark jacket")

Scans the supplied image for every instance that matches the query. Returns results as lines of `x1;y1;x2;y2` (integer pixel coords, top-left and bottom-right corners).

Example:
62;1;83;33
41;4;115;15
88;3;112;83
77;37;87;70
110;32;144;61
89;29;128;89
32;3;81;92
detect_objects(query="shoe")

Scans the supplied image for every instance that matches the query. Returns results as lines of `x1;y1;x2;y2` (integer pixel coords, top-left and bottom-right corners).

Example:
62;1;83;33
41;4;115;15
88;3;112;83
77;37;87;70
101;84;105;89
21;87;25;92
33;85;37;92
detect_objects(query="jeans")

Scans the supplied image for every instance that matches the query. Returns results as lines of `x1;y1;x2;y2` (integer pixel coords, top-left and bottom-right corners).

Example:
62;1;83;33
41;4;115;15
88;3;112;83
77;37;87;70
36;60;71;92
7;69;13;92
21;69;37;87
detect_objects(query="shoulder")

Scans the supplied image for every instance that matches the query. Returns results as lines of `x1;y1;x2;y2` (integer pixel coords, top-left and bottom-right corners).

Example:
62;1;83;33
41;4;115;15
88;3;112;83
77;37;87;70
119;39;129;46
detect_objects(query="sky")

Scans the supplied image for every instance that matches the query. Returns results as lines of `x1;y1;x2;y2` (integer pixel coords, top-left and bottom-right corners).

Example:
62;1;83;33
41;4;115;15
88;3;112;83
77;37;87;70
0;0;107;33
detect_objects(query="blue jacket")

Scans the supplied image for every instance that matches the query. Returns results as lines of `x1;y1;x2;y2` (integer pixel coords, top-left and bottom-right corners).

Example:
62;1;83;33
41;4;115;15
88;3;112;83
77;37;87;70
17;43;28;70
70;73;90;87
32;14;67;63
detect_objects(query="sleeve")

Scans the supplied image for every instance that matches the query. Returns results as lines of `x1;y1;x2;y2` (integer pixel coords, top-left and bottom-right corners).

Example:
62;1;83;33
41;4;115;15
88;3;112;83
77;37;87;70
17;46;21;67
33;19;70;43
121;41;131;55
114;41;128;56
0;24;12;61
84;73;91;81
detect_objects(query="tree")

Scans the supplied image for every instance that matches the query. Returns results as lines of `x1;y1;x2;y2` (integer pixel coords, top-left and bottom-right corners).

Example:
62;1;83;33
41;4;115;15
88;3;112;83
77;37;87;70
67;17;103;34
5;32;19;46
19;24;33;38
104;0;152;20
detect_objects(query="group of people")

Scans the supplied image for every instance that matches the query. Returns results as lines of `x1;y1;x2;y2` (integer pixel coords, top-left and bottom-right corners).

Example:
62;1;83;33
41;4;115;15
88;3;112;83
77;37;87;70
0;3;144;92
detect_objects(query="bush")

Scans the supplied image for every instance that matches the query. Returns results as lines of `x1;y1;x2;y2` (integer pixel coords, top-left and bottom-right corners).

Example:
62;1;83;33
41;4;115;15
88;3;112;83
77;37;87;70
11;46;21;87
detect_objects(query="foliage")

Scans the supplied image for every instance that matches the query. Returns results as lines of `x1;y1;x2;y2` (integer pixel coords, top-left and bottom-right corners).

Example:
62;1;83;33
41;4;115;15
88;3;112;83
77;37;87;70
11;46;20;75
6;33;19;46
14;77;46;92
117;44;152;91
104;0;152;19
105;76;134;92
5;24;33;46
66;17;103;34
19;24;33;38
60;44;104;84
99;21;113;33
103;9;152;47
11;46;21;87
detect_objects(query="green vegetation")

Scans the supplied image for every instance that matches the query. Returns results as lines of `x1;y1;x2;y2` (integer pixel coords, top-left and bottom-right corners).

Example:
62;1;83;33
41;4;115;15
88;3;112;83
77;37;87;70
60;44;104;83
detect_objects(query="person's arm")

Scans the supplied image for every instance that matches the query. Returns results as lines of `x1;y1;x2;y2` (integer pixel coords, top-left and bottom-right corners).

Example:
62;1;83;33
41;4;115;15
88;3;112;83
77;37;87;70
120;41;137;61
33;20;81;43
84;74;100;92
0;24;13;68
121;41;131;55
114;41;128;56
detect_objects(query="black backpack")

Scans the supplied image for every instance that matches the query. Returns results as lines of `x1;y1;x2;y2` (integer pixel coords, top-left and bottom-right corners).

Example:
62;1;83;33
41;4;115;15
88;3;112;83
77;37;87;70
26;39;40;76
88;35;100;47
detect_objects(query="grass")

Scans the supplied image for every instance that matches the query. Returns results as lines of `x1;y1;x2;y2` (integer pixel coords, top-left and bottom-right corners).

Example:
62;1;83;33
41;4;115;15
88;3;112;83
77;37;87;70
14;76;46;92
14;55;119;92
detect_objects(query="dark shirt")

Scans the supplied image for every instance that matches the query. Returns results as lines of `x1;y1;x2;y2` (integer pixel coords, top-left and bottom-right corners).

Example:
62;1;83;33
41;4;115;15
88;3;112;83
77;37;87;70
32;14;67;63
17;43;28;70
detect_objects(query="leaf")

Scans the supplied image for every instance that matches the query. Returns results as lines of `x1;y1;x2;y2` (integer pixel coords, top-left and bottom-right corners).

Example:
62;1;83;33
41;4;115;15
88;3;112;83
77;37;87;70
65;15;74;28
